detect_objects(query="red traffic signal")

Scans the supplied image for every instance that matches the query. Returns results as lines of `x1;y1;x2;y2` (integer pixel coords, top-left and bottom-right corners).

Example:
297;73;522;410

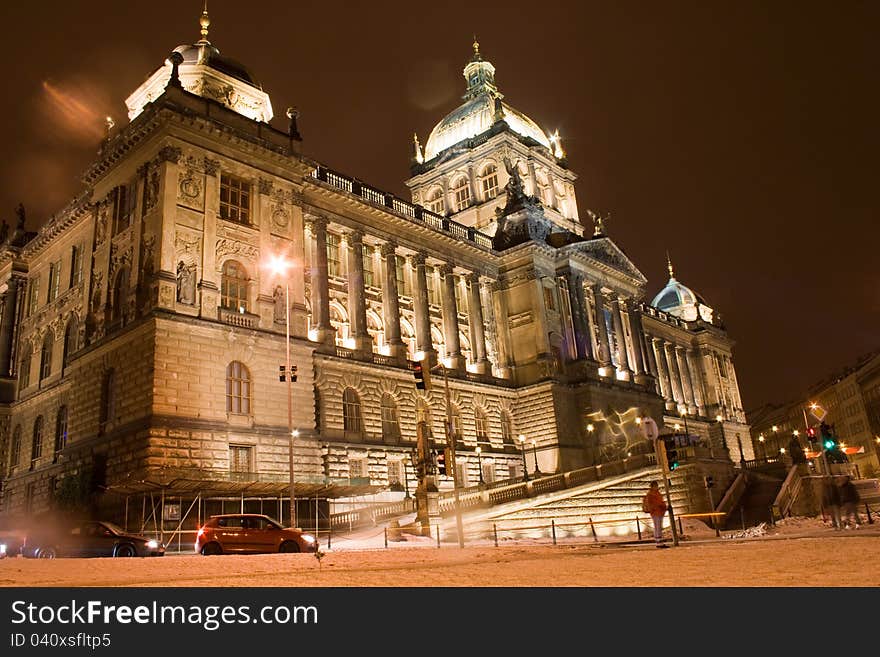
806;427;816;439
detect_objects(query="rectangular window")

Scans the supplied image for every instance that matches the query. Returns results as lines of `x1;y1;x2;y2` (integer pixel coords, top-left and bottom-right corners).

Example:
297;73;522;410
482;463;495;484
326;233;341;277
349;458;367;479
395;256;409;296
27;277;39;316
456;463;467;487
112;182;136;236
543;285;556;311
362;245;374;288
19;354;30;390
425;266;439;306
47;261;61;303
70;245;83;288
229;445;254;478
219;174;251;225
387;459;404;487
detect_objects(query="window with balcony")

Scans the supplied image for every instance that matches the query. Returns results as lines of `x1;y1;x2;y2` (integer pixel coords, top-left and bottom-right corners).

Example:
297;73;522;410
474;407;489;444
226;361;251;415
452;177;470;212
500;411;515;445
220;174;251;225
221;260;249;313
426;187;445;215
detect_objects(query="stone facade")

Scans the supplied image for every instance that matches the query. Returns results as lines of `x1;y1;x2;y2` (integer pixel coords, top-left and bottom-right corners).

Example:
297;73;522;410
0;19;750;522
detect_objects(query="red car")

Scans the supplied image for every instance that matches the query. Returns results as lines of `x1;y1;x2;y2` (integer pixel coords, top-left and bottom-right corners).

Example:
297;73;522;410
195;514;318;555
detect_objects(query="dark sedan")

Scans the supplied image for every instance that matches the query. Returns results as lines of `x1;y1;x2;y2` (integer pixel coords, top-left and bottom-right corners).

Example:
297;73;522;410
21;520;165;558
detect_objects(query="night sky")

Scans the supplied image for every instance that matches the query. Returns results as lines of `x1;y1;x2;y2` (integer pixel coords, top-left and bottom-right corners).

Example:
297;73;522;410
0;1;876;412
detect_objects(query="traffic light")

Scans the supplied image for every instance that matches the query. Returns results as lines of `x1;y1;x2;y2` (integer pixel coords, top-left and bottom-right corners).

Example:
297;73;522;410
820;423;835;450
279;365;298;382
290;365;298;382
663;435;680;471
279;365;285;382
806;426;817;440
411;360;431;390
436;449;446;476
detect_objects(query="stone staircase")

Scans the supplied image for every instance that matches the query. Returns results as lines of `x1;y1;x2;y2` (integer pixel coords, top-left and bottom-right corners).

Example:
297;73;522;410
447;465;698;542
723;471;784;530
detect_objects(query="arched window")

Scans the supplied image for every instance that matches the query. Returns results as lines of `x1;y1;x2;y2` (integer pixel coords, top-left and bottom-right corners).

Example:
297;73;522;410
31;416;44;469
100;368;116;433
342;388;363;434
500;410;515;445
452;177;470;212
221;260;249;313
63;318;78;368
416;398;432;441
226;361;251;415
111;267;129;323
9;425;21;472
380;394;400;442
480;164;498;200
426;187;445;215
40;333;53;381
474;407;489;444
54;406;68;459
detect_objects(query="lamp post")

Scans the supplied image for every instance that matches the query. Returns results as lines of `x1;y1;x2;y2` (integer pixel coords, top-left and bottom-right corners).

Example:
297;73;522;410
716;414;728;459
518;434;529;481
531;439;541;475
758;434;765;461
269;254;296;528
771;425;779;456
476;446;484;485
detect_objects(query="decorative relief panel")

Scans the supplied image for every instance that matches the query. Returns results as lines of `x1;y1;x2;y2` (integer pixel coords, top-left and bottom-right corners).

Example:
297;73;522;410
216;238;259;263
177;155;205;212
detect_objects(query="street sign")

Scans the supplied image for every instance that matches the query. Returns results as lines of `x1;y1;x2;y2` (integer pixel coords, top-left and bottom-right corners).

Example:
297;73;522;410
809;404;827;422
641;416;659;442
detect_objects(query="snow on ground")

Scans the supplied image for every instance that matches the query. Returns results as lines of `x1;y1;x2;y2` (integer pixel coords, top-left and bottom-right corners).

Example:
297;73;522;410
1;516;878;587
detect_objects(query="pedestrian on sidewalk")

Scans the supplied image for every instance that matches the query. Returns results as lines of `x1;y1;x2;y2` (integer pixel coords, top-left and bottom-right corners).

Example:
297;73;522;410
838;475;861;529
643;481;668;548
821;476;842;530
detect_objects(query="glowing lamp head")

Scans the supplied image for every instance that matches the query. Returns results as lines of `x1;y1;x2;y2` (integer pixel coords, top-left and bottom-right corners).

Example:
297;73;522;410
715;415;723;422
586;424;594;433
268;254;292;276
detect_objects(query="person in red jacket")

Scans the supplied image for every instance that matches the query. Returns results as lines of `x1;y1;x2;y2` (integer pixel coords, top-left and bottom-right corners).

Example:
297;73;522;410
643;481;669;548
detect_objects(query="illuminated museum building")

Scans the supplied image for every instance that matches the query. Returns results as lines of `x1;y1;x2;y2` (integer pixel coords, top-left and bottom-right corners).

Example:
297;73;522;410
0;13;750;517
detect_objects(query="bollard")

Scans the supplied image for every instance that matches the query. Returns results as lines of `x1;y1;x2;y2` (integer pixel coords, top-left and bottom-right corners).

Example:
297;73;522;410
384;527;388;549
493;523;498;547
436;524;440;548
740;507;746;531
589;517;598;542
551;519;557;545
677;516;683;536
327;525;332;550
769;507;775;526
867;503;874;525
714;514;721;538
636;517;642;541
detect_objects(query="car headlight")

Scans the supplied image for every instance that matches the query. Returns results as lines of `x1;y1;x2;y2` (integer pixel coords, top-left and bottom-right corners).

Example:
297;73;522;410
301;534;316;544
146;540;159;549
0;544;6;555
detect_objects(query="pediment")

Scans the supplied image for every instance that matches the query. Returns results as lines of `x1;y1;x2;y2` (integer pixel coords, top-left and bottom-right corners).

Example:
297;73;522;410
568;237;647;284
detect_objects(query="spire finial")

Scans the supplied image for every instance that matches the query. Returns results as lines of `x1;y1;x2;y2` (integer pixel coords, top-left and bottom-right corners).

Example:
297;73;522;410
473;34;480;55
199;1;211;43
666;251;675;278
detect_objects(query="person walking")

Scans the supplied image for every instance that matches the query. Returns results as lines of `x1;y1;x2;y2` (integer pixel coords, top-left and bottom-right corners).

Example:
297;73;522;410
821;476;842;530
643;480;669;548
838;475;861;529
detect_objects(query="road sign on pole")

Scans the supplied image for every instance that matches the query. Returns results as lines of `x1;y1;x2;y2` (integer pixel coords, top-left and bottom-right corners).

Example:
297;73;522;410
641;416;659;442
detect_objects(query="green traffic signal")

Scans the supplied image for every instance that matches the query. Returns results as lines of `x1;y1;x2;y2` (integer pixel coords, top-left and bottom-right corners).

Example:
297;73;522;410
823;438;835;450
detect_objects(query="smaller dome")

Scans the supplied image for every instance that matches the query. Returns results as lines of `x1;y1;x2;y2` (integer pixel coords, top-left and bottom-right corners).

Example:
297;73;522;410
172;43;259;86
651;263;715;323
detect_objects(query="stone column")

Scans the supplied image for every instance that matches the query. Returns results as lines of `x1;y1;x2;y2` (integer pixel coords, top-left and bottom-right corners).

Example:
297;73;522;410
610;297;631;379
346;230;371;353
467;272;488;373
687;348;707;415
440;263;464;370
411;252;433;357
565;273;591;361
651;338;674;410
675;346;697;414
664;342;685;409
526;160;538;197
307;215;334;346
625;300;646;377
591;284;612;369
380;242;406;360
491;276;513;378
467;164;478;205
0;277;21;376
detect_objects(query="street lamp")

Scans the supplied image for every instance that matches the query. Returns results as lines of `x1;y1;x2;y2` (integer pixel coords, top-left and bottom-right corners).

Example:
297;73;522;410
518;434;529;481
475;446;484;485
268;254;296;528
531;439;541;475
758;434;765;460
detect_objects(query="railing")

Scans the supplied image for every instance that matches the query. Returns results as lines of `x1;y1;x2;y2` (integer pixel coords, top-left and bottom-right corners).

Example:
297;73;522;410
772;464;805;519
329;497;417;530
715;471;747;518
311;165;493;251
218;307;259;329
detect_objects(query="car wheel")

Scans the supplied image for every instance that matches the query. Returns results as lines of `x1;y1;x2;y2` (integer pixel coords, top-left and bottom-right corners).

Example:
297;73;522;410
115;544;136;558
201;542;222;556
37;547;57;559
279;541;300;553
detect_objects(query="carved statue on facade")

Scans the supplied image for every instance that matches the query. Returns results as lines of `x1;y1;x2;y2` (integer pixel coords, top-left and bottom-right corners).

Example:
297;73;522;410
502;156;525;203
273;285;286;323
176;261;196;305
